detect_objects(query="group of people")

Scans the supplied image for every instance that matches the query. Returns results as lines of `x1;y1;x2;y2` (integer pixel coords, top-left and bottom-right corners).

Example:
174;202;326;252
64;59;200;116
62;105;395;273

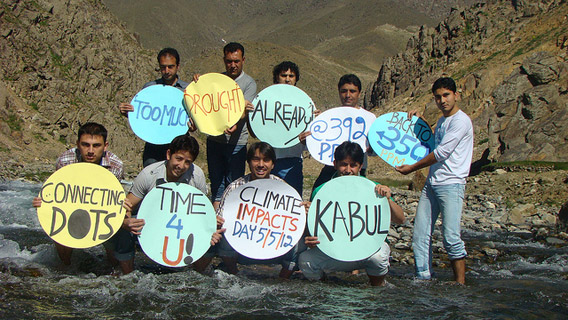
33;42;473;286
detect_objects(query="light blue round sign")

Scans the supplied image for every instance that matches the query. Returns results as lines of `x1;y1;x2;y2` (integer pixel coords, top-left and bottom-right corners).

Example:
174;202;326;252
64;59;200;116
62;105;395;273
307;176;391;262
368;112;435;167
249;84;315;148
128;85;189;145
137;183;216;267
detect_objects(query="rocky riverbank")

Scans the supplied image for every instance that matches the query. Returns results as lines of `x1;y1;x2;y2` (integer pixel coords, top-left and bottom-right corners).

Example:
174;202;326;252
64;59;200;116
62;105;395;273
387;168;568;270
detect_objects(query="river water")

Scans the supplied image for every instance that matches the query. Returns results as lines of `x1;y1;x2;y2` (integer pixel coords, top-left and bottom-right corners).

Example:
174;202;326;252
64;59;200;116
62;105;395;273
1;180;567;319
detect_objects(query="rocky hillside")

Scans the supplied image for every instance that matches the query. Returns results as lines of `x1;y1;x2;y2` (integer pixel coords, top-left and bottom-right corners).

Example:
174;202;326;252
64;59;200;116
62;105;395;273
0;0;159;177
366;0;568;163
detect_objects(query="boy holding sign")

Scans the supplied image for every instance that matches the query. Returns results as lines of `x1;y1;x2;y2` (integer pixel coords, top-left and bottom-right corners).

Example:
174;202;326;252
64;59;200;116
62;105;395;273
395;77;473;285
299;141;405;286
121;134;223;270
32;123;132;274
195;142;300;278
118;48;191;167
311;74;375;193
194;42;257;211
270;61;317;196
122;134;207;232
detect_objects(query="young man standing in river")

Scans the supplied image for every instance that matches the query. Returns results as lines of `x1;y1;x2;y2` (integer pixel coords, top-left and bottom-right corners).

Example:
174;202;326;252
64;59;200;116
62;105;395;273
395;77;473;284
194;42;257;211
269;61;318;196
118;47;192;167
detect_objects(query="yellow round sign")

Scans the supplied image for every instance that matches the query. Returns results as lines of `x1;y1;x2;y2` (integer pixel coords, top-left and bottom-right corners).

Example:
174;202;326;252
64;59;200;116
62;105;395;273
183;73;246;136
36;163;126;249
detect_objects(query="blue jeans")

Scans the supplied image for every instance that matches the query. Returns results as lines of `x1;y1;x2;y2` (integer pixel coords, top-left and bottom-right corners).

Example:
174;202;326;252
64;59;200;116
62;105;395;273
207;139;247;202
273;157;303;196
413;183;467;280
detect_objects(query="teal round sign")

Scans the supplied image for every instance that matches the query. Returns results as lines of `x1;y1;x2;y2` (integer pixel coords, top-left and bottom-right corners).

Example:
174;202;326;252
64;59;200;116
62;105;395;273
307;176;391;262
249;84;315;148
368;112;434;167
128;85;189;145
137;183;216;267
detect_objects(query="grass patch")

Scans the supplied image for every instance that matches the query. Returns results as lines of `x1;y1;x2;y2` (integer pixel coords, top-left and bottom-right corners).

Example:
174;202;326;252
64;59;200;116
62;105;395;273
30;102;39;111
6;114;22;131
478;137;489;145
452;50;502;80
376;178;411;189
463;21;474;36
511;33;548;58
33;133;47;142
24;171;52;182
58;136;67;145
482;161;568;171
50;49;72;77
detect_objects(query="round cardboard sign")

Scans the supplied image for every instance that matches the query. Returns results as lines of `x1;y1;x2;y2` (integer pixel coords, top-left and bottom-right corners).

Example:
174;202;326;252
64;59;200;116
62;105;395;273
306;107;376;166
137;183;216;267
307;176;390;262
222;179;306;260
249;84;315;148
128;85;188;145
37;163;126;249
368;112;435;167
183;73;246;136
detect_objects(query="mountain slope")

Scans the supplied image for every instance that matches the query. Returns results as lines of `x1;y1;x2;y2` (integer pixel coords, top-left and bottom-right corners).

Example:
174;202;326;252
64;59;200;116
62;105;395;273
367;0;568;163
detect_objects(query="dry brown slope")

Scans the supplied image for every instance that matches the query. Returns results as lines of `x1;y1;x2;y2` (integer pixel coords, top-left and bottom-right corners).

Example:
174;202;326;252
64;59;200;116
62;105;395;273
102;0;436;74
0;0;160;177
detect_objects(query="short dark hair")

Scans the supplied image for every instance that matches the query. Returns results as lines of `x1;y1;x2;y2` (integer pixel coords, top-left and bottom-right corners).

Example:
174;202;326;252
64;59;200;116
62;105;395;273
338;74;361;91
272;61;300;84
223;42;245;57
169;134;199;159
246;142;276;164
432;77;457;93
78;122;107;142
334;141;364;165
158;48;180;65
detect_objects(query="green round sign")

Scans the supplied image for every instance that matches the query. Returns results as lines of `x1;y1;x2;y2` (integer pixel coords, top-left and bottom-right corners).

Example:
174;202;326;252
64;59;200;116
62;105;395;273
137;183;216;267
307;176;391;261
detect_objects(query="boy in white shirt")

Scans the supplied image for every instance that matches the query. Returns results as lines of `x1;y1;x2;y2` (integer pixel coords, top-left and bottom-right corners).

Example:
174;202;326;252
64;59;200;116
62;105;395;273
396;77;473;285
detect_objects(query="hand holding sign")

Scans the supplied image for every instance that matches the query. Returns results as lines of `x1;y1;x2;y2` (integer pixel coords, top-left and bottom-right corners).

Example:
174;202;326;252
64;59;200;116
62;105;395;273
137;183;216;267
307;176;390;262
37;163;126;249
222;179;306;260
249;84;315;148
183;73;245;136
306;107;376;166
368;112;434;167
128;85;189;145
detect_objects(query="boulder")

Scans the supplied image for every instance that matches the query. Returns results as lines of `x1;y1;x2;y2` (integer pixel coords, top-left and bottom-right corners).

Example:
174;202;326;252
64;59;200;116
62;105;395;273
521;51;561;85
508;203;537;225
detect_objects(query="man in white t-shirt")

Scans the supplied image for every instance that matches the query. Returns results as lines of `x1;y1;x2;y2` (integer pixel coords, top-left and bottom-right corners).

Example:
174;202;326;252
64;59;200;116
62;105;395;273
396;77;474;285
